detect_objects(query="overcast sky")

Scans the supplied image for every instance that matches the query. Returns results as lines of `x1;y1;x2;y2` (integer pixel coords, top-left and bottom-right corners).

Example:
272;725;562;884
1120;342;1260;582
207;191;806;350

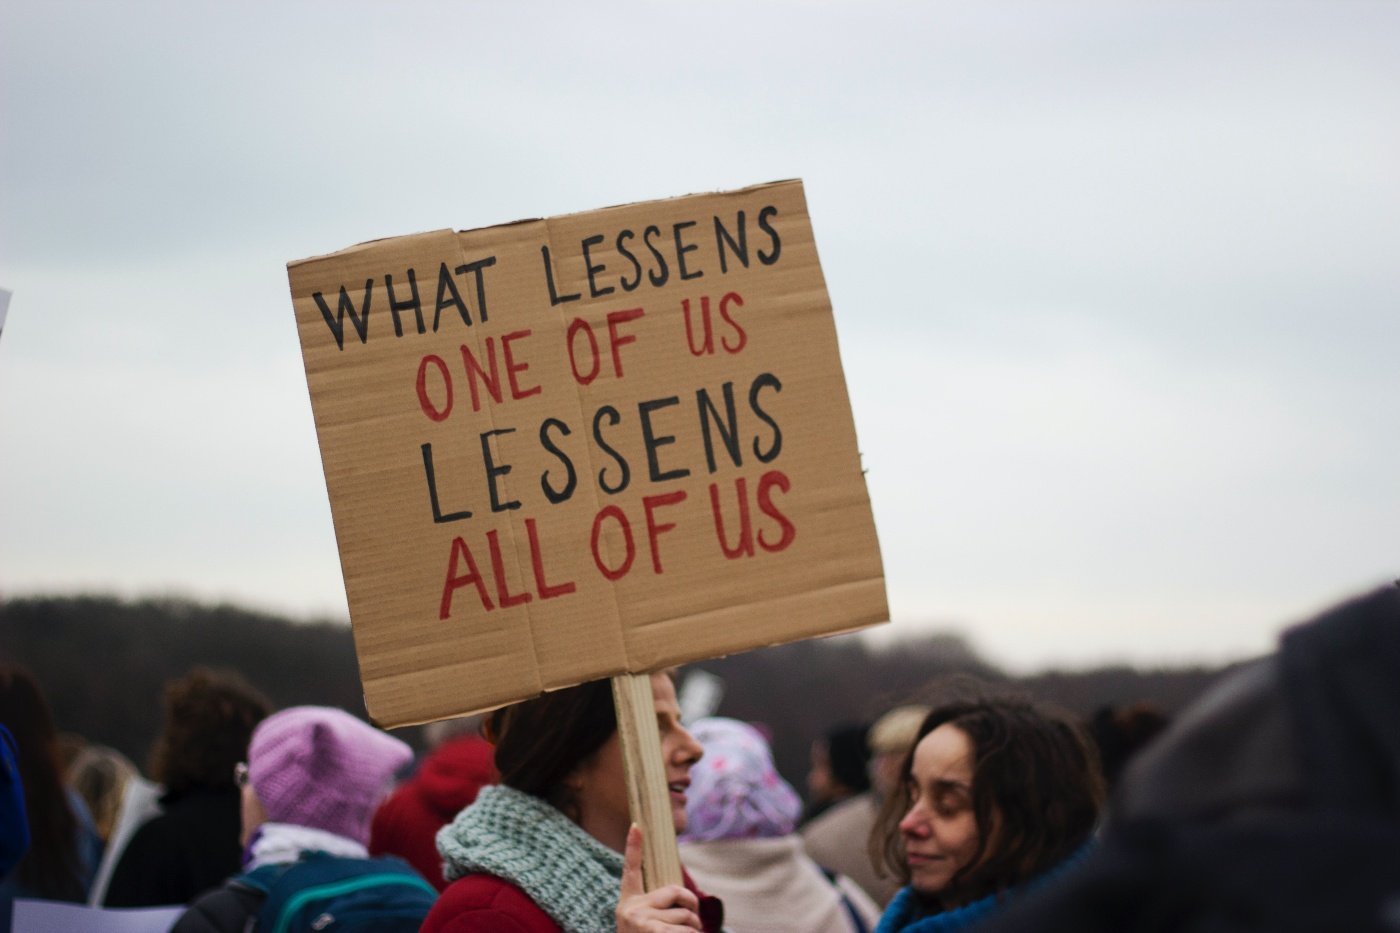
2;0;1396;672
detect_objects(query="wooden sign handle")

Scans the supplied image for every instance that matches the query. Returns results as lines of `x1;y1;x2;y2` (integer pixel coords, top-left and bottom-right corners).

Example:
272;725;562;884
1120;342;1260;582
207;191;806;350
610;672;684;889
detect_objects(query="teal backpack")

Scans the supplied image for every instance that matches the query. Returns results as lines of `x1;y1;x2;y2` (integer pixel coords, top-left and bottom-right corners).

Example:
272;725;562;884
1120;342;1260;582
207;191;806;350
239;852;436;933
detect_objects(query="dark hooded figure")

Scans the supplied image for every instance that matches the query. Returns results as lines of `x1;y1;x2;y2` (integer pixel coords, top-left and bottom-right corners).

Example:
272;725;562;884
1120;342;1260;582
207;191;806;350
976;584;1400;933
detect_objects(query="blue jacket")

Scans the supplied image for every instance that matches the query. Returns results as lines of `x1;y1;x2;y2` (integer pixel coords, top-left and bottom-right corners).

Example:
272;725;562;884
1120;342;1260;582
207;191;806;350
0;726;27;877
876;885;1003;933
876;844;1093;933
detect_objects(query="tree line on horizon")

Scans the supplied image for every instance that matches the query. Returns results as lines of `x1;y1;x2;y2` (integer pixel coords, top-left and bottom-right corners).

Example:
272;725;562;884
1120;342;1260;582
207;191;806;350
0;593;1227;792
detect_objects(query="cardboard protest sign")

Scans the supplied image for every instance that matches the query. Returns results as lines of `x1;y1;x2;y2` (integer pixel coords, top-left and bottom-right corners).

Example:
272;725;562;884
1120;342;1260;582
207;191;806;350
289;180;886;728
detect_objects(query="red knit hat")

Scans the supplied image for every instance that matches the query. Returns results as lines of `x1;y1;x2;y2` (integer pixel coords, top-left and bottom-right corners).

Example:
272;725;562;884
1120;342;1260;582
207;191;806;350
247;705;411;845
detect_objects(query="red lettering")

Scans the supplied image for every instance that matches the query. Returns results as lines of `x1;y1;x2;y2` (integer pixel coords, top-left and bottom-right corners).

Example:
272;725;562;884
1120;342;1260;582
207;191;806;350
567;318;601;385
643;491;687;574
439;537;493;619
501;329;542;400
606;308;645;378
708;478;754;559
416;354;453;422
683;296;714;356
591;505;636;580
719;291;747;354
460;338;503;412
487;529;531;608
527;518;576;599
756;470;796;553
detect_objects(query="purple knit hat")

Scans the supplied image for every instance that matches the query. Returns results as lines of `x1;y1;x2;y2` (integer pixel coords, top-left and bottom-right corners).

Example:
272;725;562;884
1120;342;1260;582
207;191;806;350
679;717;802;842
246;706;411;845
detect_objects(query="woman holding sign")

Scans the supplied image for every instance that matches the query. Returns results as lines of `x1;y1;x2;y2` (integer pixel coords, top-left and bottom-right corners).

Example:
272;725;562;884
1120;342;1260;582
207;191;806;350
422;672;722;933
869;698;1103;933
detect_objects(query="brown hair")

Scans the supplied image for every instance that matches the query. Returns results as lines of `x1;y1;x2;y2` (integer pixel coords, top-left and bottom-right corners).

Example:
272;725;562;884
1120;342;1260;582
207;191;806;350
67;745;137;843
870;696;1105;907
148;667;273;795
484;678;618;821
0;665;84;899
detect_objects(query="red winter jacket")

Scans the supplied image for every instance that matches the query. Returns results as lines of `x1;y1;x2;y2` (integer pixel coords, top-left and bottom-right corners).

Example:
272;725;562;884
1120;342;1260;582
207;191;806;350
420;871;725;933
367;735;497;891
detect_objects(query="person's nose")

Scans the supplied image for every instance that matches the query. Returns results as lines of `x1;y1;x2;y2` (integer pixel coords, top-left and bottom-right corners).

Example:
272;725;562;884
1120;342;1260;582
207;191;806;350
899;801;931;839
671;723;703;767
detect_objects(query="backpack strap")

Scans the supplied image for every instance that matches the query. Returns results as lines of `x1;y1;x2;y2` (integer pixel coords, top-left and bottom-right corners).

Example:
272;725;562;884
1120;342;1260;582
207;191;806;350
252;853;435;933
235;861;293;895
266;872;435;933
817;866;870;933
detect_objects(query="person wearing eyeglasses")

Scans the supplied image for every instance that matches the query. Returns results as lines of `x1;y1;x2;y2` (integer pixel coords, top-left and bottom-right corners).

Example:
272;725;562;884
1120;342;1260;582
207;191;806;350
174;705;433;933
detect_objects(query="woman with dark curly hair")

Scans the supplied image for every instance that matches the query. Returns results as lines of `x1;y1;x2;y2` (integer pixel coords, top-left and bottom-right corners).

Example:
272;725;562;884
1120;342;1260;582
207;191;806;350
104;667;272;907
870;697;1104;933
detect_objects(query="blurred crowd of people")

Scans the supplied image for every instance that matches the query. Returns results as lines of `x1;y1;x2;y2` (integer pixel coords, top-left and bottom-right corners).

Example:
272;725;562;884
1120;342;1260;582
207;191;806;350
1;584;1397;932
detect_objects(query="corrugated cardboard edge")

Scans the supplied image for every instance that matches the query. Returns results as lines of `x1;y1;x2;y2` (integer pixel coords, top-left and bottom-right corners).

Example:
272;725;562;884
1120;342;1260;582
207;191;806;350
286;180;802;271
368;575;888;729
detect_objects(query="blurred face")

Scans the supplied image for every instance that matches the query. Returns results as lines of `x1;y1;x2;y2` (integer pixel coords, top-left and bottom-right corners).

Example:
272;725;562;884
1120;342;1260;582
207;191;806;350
898;724;986;897
871;749;907;798
239;780;267;848
571;673;703;852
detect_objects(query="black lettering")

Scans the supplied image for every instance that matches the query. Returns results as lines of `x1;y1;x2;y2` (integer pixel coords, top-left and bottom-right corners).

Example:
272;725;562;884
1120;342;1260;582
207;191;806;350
313;280;373;350
582;234;614;299
639;396;691;483
421;443;472;522
541;245;581;305
480;428;521;513
757;205;781;266
616;229;643;292
592;406;631;494
697;382;741;473
385;268;424;338
673;220;703;281
434;262;471;330
749;372;783;462
643;225;669;287
714;212;749;273
539;418;578;505
455;256;496;324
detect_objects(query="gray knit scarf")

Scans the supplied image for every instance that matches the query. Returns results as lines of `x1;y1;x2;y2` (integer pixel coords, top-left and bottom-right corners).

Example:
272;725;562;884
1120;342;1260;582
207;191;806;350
437;784;625;933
